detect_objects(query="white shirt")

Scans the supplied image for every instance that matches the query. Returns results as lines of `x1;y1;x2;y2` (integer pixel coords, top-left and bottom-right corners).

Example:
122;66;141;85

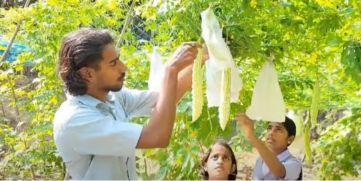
252;149;302;180
53;88;158;180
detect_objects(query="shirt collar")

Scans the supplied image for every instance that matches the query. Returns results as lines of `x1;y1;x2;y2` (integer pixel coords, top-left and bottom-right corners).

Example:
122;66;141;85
107;91;116;103
66;92;115;107
277;149;290;162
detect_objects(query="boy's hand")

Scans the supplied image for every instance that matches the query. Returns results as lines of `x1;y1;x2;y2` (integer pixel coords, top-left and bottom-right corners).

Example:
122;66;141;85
236;113;256;140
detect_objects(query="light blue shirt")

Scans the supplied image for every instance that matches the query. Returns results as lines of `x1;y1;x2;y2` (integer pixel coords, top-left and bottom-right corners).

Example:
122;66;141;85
53;88;158;180
252;149;302;180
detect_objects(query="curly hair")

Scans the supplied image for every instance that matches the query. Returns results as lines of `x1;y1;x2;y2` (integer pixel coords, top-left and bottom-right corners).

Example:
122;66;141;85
58;28;114;95
201;139;238;180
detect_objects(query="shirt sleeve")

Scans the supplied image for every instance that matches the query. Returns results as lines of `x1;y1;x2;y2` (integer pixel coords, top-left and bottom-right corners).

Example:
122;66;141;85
117;87;158;118
283;158;302;180
252;157;263;180
66;111;142;157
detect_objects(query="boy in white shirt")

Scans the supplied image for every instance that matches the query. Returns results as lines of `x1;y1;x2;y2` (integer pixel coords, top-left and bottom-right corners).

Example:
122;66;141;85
236;114;302;180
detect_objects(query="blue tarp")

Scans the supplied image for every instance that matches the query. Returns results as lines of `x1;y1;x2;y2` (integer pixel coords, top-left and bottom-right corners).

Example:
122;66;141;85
0;37;31;63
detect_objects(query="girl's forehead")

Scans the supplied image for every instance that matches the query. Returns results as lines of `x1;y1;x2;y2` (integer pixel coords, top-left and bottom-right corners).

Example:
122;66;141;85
210;143;231;155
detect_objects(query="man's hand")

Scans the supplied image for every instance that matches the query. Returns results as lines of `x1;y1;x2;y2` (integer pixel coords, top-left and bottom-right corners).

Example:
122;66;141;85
236;113;255;140
138;42;202;149
169;42;201;73
174;44;208;103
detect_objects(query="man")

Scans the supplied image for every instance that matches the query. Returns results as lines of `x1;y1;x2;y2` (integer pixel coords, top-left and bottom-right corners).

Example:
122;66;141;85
236;114;302;180
53;28;206;179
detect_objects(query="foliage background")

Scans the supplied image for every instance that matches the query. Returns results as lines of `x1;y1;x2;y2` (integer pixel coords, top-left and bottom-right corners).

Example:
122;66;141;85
0;0;360;179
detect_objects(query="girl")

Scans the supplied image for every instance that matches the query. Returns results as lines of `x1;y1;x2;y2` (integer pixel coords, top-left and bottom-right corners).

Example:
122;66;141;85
201;139;238;180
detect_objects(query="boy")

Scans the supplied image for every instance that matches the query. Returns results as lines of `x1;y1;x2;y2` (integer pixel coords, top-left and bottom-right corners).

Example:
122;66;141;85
236;114;302;180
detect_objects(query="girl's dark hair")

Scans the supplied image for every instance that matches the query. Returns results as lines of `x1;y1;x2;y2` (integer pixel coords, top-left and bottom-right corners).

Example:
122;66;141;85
201;139;237;180
58;28;114;95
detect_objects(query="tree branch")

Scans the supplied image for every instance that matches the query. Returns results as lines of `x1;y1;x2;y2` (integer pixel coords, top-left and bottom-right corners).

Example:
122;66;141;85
0;0;32;62
117;1;135;47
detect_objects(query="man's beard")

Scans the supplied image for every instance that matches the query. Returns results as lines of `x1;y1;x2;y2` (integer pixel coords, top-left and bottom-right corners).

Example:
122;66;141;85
104;73;125;92
107;84;123;92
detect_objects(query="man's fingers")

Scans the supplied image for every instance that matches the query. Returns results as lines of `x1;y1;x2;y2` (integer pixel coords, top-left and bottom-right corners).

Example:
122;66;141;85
183;42;202;48
179;44;198;53
183;48;198;58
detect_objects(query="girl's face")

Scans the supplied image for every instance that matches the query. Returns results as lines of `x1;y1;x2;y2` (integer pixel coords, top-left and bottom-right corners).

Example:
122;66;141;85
205;143;234;180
